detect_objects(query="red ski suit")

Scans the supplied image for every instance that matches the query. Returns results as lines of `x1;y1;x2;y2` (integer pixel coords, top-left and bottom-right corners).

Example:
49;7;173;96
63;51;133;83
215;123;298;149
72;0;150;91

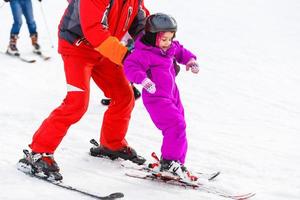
30;0;149;153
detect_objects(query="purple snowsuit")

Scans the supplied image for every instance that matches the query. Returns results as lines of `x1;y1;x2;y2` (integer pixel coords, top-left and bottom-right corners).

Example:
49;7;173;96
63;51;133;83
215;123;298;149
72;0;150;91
124;38;196;164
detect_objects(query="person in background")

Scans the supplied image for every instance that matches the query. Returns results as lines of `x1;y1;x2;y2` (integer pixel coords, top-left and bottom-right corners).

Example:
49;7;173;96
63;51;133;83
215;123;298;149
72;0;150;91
124;13;200;183
4;0;42;56
18;0;149;181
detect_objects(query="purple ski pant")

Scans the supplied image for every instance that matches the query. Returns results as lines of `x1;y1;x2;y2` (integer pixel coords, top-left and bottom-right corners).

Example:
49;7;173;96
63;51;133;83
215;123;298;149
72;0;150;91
143;93;187;164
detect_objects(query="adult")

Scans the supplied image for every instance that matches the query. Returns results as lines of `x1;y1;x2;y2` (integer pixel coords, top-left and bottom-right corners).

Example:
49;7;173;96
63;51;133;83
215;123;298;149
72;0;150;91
18;0;149;181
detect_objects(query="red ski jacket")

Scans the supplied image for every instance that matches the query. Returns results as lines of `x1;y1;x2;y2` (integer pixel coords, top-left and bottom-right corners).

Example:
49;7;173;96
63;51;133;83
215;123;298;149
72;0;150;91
58;0;149;64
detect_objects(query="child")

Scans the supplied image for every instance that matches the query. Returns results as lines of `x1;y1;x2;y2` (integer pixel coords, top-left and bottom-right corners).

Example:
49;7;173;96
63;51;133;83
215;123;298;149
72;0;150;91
124;13;199;182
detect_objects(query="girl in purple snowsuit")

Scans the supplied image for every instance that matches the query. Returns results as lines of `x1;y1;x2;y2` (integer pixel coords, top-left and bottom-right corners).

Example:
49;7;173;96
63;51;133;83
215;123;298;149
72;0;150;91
124;13;199;181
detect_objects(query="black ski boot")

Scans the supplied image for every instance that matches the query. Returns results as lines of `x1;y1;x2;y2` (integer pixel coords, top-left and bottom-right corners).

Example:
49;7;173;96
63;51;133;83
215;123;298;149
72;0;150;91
17;149;62;181
90;139;146;165
132;84;141;99
101;84;141;106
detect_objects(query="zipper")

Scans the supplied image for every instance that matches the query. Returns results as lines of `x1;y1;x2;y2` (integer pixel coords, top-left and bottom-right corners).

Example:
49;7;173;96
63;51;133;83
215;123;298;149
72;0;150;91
169;61;175;95
123;7;133;31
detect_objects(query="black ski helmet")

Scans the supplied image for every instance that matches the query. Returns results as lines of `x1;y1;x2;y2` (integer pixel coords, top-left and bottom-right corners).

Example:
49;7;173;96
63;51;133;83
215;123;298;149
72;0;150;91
145;13;177;33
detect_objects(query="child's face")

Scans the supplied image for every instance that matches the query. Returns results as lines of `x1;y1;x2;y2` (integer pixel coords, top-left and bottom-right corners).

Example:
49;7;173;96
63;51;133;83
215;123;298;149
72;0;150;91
158;32;175;51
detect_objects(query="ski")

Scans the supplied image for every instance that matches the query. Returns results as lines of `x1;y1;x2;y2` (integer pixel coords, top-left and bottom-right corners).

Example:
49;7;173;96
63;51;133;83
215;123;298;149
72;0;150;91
120;160;221;181
2;51;36;63
18;56;36;63
17;163;124;200
19;171;124;200
125;170;255;200
121;151;220;181
17;149;124;199
34;51;51;61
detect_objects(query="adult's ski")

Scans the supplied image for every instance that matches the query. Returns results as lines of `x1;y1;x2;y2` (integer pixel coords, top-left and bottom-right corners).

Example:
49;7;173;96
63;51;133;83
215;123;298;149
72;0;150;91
20;170;124;200
17;149;124;200
125;170;255;200
18;171;124;200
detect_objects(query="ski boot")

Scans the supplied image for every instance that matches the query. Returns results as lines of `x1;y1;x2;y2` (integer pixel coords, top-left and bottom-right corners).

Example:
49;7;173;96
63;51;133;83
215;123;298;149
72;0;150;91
159;159;198;182
101;84;141;106
17;149;62;181
148;153;198;183
31;33;41;54
6;34;20;56
90;139;146;165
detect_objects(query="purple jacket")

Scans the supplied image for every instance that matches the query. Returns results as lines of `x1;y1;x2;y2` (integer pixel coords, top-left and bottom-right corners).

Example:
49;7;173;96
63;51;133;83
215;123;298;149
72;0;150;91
124;38;196;99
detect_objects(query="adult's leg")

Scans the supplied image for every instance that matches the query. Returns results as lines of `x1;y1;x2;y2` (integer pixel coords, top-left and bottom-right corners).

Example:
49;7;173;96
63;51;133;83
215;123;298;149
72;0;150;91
20;0;37;35
92;58;134;150
9;0;23;36
30;55;95;153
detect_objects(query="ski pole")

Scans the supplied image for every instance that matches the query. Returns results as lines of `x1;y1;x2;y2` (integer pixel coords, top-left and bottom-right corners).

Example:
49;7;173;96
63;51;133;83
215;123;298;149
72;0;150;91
38;2;54;48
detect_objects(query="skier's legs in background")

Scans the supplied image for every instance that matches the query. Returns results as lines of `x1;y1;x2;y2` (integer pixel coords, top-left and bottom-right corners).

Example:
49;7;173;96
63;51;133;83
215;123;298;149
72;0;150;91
7;0;23;55
20;0;37;36
9;0;23;36
20;0;41;51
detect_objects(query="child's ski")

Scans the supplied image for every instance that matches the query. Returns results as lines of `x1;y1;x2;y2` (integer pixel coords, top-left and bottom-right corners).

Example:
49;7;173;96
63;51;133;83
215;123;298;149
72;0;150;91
125;170;255;200
121;151;221;181
120;160;221;181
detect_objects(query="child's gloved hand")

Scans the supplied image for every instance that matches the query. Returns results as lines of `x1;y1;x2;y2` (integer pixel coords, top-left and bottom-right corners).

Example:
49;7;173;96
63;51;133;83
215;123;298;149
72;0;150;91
141;78;156;94
186;58;199;74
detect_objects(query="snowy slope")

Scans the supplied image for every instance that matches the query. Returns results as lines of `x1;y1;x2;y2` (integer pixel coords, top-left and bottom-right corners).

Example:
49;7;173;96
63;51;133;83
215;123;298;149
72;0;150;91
1;0;300;199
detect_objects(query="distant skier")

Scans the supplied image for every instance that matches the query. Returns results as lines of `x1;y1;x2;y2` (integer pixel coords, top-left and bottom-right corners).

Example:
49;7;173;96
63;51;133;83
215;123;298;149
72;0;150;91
4;0;42;56
124;13;200;182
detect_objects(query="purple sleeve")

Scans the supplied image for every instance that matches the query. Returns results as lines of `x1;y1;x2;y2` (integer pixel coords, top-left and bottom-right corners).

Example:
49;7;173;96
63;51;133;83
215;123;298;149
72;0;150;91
173;41;197;65
123;51;149;84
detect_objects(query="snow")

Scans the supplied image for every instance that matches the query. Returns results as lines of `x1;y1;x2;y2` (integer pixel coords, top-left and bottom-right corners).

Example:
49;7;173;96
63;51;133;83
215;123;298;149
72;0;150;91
1;0;300;199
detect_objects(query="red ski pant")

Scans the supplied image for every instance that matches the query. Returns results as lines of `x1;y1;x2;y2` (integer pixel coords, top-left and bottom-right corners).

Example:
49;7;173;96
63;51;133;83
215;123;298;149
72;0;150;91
30;55;134;153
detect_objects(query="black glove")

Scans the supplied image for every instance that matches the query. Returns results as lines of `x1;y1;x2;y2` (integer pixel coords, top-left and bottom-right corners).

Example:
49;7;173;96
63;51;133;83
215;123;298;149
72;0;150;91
173;59;180;76
4;0;10;2
122;39;135;62
126;39;135;52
